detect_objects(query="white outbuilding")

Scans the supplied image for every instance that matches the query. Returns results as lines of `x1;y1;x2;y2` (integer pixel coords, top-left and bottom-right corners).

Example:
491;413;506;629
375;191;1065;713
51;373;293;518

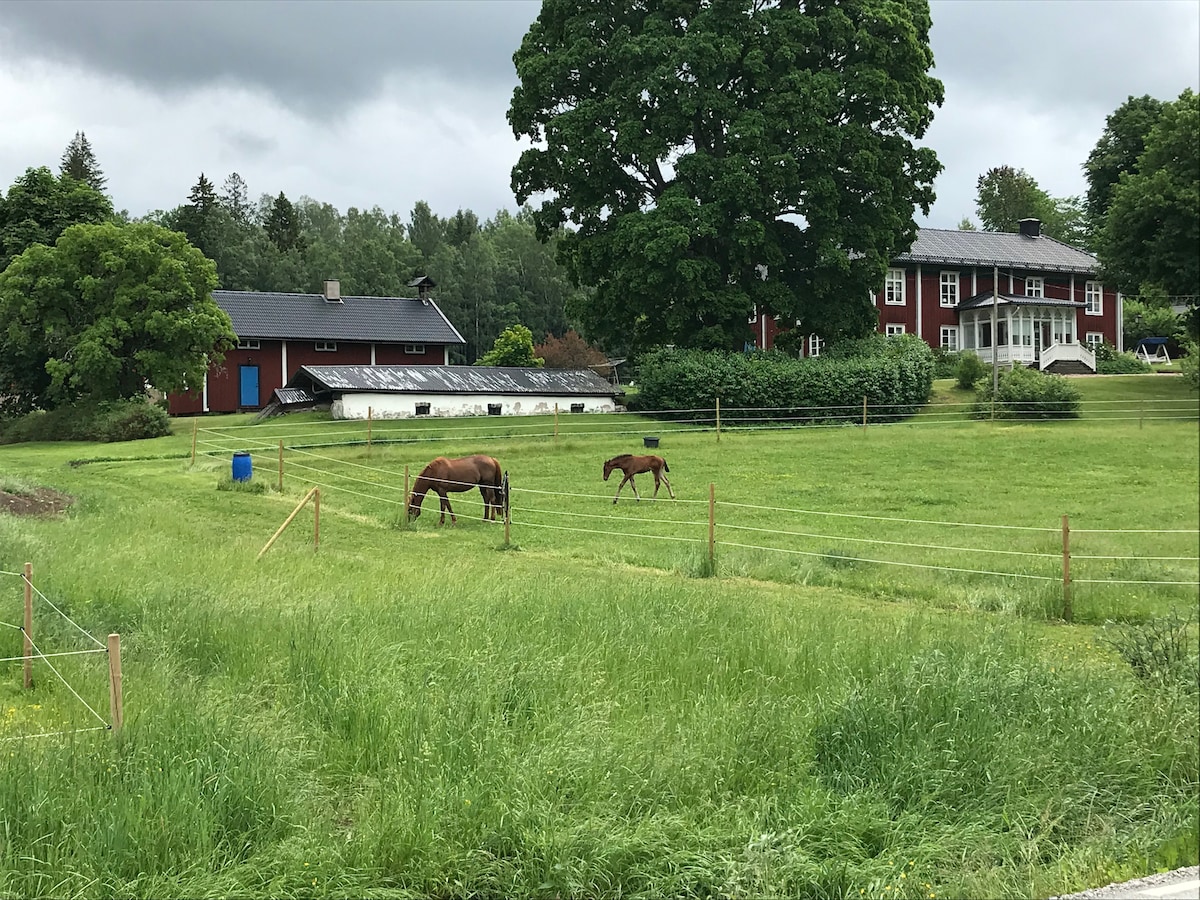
282;365;623;419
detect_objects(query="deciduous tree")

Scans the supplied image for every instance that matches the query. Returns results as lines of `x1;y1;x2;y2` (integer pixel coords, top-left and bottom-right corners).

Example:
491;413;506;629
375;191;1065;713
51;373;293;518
1084;94;1164;228
0;167;112;271
475;323;543;367
0;222;235;413
508;0;943;353
1098;89;1199;308
534;329;608;368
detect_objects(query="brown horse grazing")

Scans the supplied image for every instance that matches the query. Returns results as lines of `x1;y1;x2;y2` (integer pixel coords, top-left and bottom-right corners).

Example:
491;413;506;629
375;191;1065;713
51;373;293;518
602;454;675;504
408;455;503;525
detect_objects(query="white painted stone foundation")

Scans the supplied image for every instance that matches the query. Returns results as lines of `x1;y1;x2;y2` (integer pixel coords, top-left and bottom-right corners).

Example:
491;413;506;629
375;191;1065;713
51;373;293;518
331;392;618;420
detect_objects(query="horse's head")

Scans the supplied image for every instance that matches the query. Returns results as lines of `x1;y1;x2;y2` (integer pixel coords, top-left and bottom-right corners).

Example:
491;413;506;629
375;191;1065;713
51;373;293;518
602;458;615;481
406;492;422;520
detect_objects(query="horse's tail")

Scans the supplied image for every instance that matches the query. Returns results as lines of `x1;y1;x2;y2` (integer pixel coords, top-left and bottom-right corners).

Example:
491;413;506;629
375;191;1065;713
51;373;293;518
662;458;669;472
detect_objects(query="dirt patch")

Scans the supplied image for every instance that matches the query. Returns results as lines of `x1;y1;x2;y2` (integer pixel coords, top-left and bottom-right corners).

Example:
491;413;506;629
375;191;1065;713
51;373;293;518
0;488;74;518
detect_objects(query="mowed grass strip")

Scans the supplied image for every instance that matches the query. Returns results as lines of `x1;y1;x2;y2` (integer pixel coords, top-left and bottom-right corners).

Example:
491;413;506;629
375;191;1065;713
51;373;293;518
0;377;1196;899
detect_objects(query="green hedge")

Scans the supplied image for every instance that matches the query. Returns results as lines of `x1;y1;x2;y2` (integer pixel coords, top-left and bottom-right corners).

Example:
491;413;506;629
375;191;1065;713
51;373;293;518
632;335;934;423
971;366;1081;420
0;399;172;444
1094;341;1153;375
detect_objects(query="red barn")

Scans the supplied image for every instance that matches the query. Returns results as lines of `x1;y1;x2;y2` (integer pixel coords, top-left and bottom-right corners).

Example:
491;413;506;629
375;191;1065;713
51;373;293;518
169;277;465;414
752;219;1123;372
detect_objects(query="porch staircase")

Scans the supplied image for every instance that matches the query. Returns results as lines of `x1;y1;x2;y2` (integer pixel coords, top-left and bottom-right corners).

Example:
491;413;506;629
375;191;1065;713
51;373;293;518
1039;343;1097;375
1043;359;1094;375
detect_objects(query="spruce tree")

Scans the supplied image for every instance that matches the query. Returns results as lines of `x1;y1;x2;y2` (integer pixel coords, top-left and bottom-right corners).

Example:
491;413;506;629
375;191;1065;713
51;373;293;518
59;131;108;193
265;192;303;253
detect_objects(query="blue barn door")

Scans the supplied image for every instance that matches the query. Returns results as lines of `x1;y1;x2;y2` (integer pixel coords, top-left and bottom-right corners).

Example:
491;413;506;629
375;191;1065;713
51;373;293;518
239;365;260;408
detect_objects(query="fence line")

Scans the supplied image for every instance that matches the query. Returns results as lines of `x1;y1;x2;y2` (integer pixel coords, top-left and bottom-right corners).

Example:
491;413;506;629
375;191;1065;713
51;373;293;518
715;539;1061;580
0;726;109;744
1074;553;1199;561
515;505;708;528
716;520;1062;558
1074;577;1200;586
0;648;106;664
0;570;24;578
26;581;108;649
716;499;1062;532
516;518;705;544
24;634;110;727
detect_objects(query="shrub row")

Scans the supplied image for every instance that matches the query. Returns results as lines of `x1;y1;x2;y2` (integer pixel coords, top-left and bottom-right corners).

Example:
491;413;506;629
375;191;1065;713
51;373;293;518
0;399;172;444
1094;341;1153;375
971;366;1082;419
632;335;934;423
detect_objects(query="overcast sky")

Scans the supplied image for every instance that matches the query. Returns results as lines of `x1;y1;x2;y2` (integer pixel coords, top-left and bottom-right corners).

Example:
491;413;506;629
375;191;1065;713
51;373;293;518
1;0;1197;232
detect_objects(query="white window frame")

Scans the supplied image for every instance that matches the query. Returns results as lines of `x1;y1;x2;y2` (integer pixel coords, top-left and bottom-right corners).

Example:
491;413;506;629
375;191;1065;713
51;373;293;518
403;343;426;355
1085;281;1103;315
1085;331;1104;349
1025;276;1044;298
808;334;824;357
940;326;959;351
885;323;906;337
236;339;260;350
939;272;959;308
315;341;337;352
884;268;906;305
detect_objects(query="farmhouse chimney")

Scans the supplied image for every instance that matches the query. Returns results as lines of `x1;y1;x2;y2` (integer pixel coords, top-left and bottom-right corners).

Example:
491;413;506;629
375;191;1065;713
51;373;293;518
409;274;436;305
1018;218;1041;238
323;279;341;302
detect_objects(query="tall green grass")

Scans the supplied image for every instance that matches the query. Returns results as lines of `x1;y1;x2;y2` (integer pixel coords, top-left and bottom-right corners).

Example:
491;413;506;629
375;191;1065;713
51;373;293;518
0;383;1196;898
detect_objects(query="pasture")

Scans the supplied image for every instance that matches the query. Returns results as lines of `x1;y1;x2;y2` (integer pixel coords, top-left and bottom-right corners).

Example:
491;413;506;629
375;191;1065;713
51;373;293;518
0;375;1197;899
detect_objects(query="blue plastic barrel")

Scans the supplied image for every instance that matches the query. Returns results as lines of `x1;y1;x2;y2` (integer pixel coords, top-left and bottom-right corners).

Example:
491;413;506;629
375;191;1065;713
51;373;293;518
232;451;252;482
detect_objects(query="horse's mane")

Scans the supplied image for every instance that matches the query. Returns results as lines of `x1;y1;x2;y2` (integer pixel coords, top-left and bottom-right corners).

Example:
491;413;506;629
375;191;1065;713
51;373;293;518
605;454;634;464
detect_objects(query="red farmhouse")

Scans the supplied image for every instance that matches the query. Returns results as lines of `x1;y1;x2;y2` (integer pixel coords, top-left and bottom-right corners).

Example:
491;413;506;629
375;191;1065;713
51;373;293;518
751;219;1122;373
169;277;465;415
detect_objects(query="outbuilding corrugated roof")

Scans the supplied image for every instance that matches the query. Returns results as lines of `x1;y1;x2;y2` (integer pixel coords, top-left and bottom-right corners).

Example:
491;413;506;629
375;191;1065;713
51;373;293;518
896;229;1099;274
212;290;466;344
290;365;620;396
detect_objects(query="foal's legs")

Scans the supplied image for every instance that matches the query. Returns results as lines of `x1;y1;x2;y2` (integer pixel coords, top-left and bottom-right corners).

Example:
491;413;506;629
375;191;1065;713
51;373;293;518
656;469;675;499
613;472;641;504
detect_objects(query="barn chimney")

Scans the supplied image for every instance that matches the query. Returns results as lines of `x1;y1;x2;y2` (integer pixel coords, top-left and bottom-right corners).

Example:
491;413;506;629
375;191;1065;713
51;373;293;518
323;279;341;302
1018;218;1041;238
409;274;436;305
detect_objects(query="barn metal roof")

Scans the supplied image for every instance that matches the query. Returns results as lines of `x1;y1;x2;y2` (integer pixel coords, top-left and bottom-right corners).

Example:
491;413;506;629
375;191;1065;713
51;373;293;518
957;292;1086;311
212;290;466;344
290;365;621;396
895;229;1099;275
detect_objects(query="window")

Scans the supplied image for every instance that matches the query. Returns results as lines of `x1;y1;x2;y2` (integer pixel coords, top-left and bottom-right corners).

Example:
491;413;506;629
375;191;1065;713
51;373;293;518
1025;276;1044;298
885;268;906;305
415;402;431;416
1085;332;1103;349
236;339;260;350
940;326;959;351
403;343;425;354
487;404;502;416
809;334;824;357
885;323;906;337
570;403;585;413
315;341;337;352
940;272;959;307
1085;281;1103;315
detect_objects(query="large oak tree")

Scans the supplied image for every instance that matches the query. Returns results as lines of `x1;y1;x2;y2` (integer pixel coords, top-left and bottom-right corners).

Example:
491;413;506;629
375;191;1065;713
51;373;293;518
0;222;235;414
509;0;943;352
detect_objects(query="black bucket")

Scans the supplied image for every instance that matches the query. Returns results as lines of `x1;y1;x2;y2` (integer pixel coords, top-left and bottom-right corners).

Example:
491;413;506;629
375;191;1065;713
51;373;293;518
643;436;659;449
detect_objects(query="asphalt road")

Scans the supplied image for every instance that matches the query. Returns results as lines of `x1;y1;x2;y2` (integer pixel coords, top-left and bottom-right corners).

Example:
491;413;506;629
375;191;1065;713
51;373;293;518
1049;866;1200;900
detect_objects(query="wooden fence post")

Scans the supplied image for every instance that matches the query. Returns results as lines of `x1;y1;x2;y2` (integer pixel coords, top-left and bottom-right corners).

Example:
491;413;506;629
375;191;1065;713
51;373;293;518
708;483;716;563
716;397;721;442
257;487;319;559
862;395;868;428
107;633;123;733
314;488;321;551
367;406;373;456
1061;514;1072;622
191;418;198;465
403;465;410;530
278;440;284;492
554;403;559;446
23;562;32;689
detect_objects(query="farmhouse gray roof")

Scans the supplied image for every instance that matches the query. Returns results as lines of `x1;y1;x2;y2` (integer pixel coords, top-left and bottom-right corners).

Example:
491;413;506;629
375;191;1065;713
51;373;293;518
957;292;1086;311
895;229;1099;275
289;365;620;397
212;290;466;344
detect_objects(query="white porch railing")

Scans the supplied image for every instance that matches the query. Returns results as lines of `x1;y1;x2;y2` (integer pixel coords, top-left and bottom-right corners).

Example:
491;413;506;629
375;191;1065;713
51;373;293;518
1039;342;1096;372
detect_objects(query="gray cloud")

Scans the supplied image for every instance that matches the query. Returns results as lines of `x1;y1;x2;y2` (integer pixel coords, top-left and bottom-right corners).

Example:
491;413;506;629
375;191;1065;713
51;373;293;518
0;0;540;117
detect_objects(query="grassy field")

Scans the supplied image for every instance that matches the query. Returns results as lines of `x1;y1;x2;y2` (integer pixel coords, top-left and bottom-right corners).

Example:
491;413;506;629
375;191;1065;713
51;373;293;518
0;374;1196;899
